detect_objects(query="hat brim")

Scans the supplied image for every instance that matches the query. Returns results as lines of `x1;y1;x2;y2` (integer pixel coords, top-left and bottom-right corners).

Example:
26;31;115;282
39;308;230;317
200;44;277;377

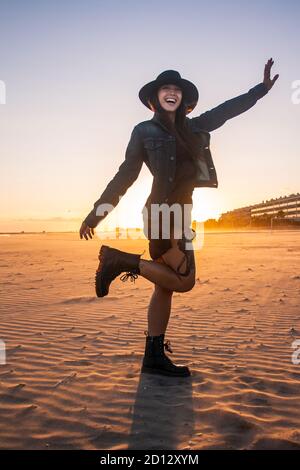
138;77;199;115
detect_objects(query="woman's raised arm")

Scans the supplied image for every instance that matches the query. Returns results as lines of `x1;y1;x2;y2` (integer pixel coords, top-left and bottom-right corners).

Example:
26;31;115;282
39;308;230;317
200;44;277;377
190;58;279;132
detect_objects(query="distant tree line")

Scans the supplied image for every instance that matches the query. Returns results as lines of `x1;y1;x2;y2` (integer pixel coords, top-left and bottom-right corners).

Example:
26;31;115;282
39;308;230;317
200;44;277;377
204;210;300;230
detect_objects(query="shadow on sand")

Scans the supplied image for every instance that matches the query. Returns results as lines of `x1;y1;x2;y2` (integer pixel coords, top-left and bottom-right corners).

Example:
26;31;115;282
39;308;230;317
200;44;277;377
127;372;195;450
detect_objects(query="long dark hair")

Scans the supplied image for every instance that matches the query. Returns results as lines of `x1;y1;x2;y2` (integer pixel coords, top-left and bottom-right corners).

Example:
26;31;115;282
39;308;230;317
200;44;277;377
148;88;201;165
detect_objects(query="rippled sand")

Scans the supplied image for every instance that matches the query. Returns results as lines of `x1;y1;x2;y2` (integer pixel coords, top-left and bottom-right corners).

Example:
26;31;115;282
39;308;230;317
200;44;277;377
1;230;300;450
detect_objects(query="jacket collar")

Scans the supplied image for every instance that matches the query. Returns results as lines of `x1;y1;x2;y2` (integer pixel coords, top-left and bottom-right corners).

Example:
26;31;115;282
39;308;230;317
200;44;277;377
151;112;193;134
151;112;174;134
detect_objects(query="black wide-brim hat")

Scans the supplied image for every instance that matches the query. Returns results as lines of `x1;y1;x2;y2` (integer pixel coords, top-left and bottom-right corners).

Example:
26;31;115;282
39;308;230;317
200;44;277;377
138;70;199;115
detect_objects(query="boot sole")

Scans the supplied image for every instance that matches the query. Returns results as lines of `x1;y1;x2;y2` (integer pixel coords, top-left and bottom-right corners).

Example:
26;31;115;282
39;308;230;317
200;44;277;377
95;269;108;297
95;245;110;297
141;365;191;377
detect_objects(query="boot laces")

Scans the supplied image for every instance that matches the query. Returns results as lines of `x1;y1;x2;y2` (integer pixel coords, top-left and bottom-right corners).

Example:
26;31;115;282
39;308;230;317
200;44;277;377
119;248;145;283
164;340;173;353
119;271;139;283
143;330;173;354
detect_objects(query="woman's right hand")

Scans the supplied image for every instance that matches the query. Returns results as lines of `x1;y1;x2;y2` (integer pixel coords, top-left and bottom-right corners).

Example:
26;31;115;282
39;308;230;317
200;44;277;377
263;57;279;91
79;221;95;240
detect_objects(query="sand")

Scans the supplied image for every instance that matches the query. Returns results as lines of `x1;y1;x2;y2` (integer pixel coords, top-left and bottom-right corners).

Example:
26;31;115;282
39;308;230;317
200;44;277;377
0;230;300;450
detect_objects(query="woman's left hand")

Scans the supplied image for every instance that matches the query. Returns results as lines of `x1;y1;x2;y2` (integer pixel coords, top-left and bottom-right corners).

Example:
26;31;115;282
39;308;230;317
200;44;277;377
263;57;279;91
79;221;95;240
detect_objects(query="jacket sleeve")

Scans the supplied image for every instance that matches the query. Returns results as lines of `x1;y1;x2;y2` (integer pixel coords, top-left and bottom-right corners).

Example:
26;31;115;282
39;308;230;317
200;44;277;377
84;125;144;228
190;82;269;132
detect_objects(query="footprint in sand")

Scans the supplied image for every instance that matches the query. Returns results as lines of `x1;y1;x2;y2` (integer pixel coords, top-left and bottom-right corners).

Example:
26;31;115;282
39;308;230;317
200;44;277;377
224;348;236;355
74;334;87;340
257;343;271;350
0;369;14;377
63;360;93;366
189;334;199;340
18;404;38;415
236;308;249;313
10;383;26;391
54;372;77;388
182;306;195;312
197;278;210;284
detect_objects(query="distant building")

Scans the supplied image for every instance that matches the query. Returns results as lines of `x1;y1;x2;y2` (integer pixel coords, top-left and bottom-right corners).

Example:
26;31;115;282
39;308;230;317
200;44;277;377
220;193;300;223
251;193;300;220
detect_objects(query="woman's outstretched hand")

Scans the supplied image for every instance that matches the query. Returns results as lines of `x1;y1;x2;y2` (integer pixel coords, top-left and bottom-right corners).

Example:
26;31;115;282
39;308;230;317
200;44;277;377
263;57;279;91
79;221;95;240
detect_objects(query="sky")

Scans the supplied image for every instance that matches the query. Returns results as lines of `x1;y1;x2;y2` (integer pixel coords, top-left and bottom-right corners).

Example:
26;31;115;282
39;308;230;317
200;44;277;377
0;0;299;232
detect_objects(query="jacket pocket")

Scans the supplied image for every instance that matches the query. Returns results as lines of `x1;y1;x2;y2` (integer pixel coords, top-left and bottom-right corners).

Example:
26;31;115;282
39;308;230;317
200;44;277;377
143;138;165;172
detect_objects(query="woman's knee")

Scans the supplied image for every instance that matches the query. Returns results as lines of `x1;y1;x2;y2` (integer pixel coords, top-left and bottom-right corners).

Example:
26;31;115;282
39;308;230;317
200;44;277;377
175;272;196;292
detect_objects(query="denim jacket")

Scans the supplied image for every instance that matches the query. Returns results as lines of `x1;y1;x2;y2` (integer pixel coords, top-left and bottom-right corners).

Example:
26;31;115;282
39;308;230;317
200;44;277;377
84;82;268;228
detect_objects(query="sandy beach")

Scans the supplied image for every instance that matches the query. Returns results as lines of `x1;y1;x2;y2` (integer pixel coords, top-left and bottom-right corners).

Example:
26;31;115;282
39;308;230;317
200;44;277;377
0;230;300;450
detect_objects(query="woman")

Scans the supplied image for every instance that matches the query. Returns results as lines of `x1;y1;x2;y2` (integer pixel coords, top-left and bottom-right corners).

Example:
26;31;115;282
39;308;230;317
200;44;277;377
80;60;278;377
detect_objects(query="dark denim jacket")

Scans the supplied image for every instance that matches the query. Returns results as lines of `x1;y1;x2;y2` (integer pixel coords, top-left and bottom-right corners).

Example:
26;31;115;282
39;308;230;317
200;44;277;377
84;82;268;228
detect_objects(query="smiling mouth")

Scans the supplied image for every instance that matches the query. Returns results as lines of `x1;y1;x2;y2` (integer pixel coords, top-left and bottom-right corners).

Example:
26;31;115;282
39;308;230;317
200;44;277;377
164;98;177;105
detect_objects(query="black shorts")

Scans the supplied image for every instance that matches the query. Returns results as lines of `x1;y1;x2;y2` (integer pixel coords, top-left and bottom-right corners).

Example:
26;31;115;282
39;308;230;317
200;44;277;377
149;218;196;276
148;229;196;277
143;200;196;275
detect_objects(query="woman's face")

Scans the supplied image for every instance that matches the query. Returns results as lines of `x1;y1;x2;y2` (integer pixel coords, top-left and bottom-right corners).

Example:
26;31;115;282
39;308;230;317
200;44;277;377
157;83;182;113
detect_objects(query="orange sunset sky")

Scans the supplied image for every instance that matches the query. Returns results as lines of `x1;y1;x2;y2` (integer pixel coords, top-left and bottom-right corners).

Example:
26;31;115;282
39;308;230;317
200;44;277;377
0;0;299;233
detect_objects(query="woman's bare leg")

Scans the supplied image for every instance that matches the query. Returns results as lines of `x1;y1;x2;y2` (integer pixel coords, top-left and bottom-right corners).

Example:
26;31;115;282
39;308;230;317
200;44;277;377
139;236;195;293
147;280;174;336
146;236;193;335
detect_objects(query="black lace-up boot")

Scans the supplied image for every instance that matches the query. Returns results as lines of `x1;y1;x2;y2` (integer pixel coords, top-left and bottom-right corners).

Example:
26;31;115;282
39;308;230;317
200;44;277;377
95;245;145;297
141;330;191;377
